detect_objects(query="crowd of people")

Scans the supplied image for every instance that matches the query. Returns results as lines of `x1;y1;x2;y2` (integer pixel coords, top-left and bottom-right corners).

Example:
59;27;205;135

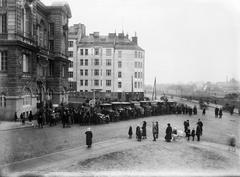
215;107;223;118
127;118;204;143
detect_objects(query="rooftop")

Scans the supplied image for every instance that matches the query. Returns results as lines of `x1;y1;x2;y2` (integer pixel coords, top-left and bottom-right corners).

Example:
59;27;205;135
78;32;144;51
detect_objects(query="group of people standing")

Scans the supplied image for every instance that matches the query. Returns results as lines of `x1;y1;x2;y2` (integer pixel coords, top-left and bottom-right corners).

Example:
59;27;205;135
128;119;204;143
215;107;223;118
184;119;203;141
128;121;149;141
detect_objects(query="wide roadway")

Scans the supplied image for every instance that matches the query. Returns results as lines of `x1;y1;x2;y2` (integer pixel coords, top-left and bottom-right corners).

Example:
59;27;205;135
0;105;239;166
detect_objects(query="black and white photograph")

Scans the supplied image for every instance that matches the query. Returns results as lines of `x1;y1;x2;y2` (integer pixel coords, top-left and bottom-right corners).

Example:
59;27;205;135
0;0;239;176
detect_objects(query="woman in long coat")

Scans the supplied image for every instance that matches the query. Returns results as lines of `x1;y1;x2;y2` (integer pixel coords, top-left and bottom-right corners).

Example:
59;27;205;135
142;121;147;139
165;123;172;142
136;126;142;141
196;125;201;141
85;128;93;148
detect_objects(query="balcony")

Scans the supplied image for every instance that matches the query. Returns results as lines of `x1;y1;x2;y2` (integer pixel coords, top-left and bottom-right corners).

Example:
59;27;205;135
0;33;36;46
54;52;68;59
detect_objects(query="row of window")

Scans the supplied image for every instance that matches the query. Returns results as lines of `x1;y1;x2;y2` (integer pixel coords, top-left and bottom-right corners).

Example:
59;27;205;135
135;61;143;68
134;51;144;58
0;51;60;77
79;90;112;93
68;41;73;47
134;72;143;79
79;48;123;58
68;70;123;77
134;82;143;89
79;59;122;68
79;80;122;88
0;51;7;71
0;14;7;34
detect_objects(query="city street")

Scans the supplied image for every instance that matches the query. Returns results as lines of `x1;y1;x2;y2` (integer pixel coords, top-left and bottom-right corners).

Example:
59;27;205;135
0;105;239;176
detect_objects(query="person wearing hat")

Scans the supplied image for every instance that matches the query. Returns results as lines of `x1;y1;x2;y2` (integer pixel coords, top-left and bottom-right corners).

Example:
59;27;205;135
165;123;172;142
85;127;93;148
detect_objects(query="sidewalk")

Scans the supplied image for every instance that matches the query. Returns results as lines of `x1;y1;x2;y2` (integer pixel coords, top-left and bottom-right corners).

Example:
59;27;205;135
0;121;33;131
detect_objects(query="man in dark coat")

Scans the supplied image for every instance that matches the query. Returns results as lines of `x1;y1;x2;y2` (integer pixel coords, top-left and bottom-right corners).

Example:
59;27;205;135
28;111;33;122
20;113;25;125
85;128;93;148
219;108;223;118
191;128;195;141
165;123;172;142
128;126;133;139
197;119;203;135
136;126;142;141
184;120;189;137
196;125;201;141
202;108;206;116
215;107;219;118
156;121;159;139
142;121;147;139
193;106;197;115
14;112;18;122
186;127;191;141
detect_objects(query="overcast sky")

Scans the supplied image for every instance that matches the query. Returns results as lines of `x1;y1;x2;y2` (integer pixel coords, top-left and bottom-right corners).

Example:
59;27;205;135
42;0;240;85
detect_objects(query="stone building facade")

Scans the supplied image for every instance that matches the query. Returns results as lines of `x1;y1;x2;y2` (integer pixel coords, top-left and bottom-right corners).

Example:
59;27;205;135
76;32;145;101
0;0;71;120
68;23;86;91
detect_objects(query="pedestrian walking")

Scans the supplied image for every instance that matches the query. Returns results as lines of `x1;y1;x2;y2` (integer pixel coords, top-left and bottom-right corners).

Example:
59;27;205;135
20;113;25;125
28;111;33;122
152;122;157;141
219;108;223;118
142;121;147;139
202;108;206;116
197;119;203;136
193;106;197;115
184;120;189;137
186;127;191;141
136;126;142;141
156;121;159;139
38;113;43;128
165;123;172;142
14;112;18;122
85;127;93;148
128;126;133;139
191;128;195;141
215;107;219;118
196;125;201;141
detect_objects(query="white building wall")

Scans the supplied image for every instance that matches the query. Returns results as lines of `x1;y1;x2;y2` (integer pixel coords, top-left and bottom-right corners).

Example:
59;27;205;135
76;46;144;93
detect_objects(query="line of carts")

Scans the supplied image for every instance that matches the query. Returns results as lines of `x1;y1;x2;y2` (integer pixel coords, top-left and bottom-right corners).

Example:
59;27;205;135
78;100;178;124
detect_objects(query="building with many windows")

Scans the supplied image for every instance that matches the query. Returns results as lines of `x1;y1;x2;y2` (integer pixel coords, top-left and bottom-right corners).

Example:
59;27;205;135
68;23;86;91
75;31;145;101
0;0;71;120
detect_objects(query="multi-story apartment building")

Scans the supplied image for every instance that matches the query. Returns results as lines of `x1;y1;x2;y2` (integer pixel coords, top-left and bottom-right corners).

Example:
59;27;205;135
0;0;71;120
76;32;145;101
68;23;86;91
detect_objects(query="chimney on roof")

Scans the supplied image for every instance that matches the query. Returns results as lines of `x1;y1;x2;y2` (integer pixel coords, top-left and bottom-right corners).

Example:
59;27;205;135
132;36;138;45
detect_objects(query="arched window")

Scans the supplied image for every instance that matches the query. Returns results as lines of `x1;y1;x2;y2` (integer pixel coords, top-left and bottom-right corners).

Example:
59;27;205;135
0;93;6;108
23;88;32;106
21;5;32;37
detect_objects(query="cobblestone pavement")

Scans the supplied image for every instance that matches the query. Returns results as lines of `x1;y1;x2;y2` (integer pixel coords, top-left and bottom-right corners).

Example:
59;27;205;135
0;105;239;175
